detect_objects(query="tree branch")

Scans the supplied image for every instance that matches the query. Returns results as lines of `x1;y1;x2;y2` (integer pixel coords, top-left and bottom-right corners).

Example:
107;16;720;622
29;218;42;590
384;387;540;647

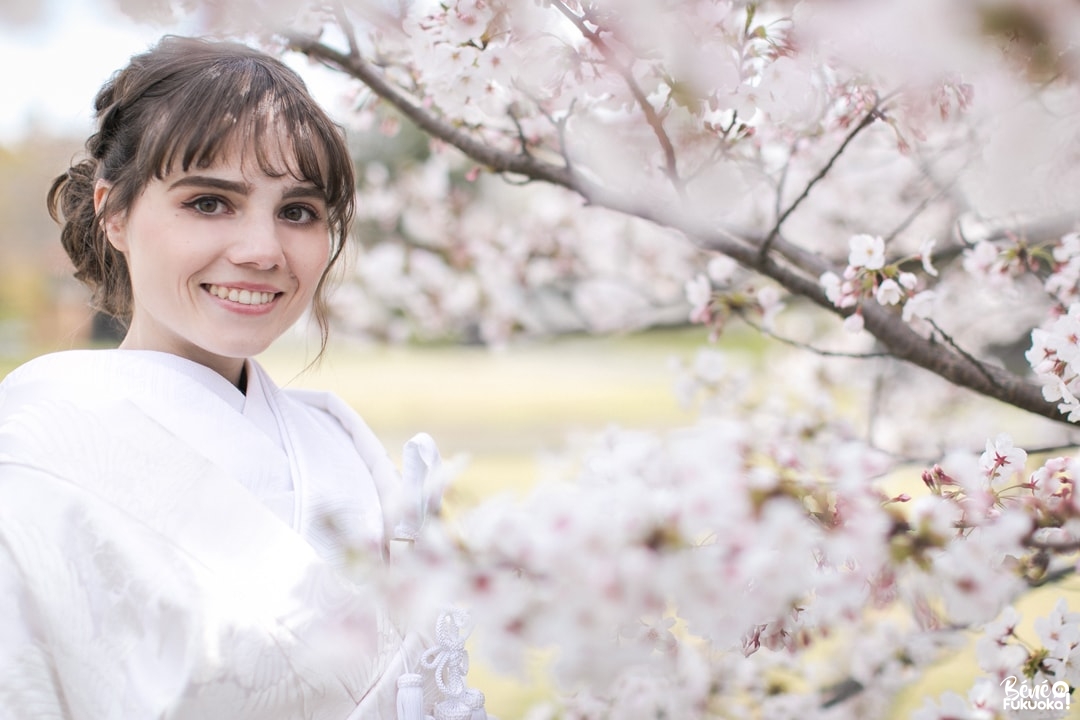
760;106;882;259
548;0;683;190
1026;564;1077;588
1026;537;1080;553
738;314;892;359
332;1;360;61
928;319;1002;392
284;33;577;189
285;32;1072;428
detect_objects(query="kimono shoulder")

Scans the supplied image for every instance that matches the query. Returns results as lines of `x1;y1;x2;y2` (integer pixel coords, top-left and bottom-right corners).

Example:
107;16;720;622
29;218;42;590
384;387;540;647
0;351;441;719
282;387;443;542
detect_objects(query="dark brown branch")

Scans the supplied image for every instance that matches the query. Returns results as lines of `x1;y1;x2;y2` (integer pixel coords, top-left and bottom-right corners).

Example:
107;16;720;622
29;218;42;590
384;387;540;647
285;34;577;189
286;33;1072;428
928;319;1002;391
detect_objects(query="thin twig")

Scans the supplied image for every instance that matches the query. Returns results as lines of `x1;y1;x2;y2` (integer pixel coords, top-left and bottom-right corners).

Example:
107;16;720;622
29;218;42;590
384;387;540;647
773;138;799;223
548;0;683;192
1027;564;1077;588
760;106;881;259
886;439;1080;468
507;106;532;158
927;319;1001;391
739;314;891;359
884;185;947;245
333;2;361;61
286;34;576;188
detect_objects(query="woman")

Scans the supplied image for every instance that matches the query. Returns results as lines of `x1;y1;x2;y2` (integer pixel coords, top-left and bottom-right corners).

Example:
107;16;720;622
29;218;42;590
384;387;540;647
0;36;472;720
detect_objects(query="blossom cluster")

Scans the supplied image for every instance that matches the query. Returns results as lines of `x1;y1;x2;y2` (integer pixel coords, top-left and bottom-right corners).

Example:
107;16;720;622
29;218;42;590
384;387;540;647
336;157;702;344
1028;304;1080;421
325;0;1047;344
364;347;1080;718
683;255;785;336
819;234;937;334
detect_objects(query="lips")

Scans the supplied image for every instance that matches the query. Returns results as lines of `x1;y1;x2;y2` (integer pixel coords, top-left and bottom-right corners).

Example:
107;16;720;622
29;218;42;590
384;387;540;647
204;284;280;306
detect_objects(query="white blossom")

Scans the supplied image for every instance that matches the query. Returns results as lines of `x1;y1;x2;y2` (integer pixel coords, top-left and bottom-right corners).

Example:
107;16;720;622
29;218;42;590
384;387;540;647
848;234;886;270
919;238;939;277
843;312;865;333
875;278;903;305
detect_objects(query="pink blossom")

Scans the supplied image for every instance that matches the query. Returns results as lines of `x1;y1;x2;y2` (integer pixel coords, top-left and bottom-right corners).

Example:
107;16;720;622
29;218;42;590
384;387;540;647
962;240;1001;276
685;273;712;323
843;312;865;333
979;433;1027;486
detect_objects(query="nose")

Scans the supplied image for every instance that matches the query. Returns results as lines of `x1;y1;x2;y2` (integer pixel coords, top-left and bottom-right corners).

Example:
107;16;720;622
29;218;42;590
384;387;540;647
226;212;286;270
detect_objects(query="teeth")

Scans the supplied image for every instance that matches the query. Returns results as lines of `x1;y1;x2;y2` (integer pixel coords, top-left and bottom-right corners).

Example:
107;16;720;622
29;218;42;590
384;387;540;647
206;284;276;306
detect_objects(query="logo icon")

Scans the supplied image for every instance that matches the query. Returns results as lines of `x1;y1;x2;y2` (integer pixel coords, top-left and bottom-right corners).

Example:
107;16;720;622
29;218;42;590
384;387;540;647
1000;676;1071;713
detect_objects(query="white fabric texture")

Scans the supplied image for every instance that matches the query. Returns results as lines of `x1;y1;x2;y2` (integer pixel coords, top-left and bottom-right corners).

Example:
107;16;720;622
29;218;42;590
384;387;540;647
0;349;437;720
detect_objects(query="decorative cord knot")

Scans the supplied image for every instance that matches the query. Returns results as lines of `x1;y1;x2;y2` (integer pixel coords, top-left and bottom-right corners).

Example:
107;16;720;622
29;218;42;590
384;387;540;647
399;609;493;720
420;610;472;698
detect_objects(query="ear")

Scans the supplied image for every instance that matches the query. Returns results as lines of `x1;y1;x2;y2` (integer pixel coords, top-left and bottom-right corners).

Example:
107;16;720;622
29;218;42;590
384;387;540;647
94;180;128;252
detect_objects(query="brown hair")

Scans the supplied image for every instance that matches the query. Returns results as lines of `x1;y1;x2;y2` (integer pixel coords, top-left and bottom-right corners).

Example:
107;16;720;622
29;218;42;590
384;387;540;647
47;35;355;353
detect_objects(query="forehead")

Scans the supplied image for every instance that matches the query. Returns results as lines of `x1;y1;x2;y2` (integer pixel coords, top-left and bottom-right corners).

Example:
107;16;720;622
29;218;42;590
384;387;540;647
155;117;330;189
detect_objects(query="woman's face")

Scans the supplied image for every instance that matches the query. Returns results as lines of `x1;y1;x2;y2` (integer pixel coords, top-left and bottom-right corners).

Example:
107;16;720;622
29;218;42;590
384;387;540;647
98;144;332;385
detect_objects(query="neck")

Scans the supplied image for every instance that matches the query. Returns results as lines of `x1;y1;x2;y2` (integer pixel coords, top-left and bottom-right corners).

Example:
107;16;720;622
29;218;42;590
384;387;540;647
236;362;248;394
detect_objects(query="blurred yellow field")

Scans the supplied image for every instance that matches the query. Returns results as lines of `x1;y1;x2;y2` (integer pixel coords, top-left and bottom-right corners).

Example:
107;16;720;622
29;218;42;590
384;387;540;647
259;332;699;503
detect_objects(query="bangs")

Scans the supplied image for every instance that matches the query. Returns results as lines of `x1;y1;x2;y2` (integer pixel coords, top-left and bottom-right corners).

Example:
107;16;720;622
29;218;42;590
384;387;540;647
135;55;353;230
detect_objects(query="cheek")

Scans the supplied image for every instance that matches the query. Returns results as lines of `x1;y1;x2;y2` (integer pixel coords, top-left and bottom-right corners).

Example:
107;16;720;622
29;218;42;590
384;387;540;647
291;240;333;292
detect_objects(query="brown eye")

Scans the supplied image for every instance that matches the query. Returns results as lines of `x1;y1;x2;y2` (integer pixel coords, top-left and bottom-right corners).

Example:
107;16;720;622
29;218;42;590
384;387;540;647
187;197;226;215
281;205;317;223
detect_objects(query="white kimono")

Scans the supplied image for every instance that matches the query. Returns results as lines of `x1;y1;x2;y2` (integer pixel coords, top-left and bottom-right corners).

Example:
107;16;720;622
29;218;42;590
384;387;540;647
0;349;441;720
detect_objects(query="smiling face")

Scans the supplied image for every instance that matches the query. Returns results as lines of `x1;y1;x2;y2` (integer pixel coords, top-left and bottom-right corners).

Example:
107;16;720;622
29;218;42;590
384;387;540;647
98;144;332;385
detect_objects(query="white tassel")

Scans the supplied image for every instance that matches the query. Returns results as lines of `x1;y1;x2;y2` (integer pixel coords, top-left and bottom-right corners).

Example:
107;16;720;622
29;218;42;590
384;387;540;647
397;673;425;720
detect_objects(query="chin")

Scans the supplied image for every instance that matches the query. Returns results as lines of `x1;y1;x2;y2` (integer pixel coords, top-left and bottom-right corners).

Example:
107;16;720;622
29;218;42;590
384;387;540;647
204;339;276;360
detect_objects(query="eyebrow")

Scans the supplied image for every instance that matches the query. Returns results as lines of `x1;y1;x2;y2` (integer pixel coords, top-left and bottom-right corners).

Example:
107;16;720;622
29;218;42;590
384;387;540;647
281;186;327;203
169;176;249;194
168;175;327;202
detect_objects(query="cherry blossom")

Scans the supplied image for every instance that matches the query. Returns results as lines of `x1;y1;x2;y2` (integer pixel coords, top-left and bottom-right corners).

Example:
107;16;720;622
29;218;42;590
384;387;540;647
848;234;887;271
875;278;903;305
82;0;1080;715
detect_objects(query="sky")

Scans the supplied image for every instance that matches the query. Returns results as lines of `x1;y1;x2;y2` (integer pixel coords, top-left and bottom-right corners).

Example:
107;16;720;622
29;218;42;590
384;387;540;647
0;0;350;143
